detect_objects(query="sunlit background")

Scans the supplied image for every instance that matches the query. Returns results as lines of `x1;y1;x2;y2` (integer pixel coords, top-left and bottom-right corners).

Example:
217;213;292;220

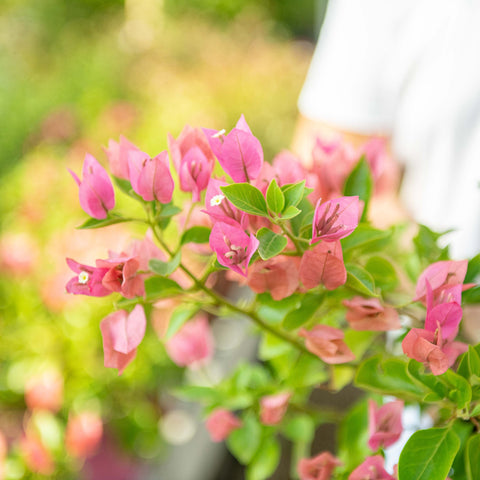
0;1;328;478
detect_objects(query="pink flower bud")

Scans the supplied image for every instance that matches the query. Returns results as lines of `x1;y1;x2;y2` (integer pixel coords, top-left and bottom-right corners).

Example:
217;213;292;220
20;434;54;476
368;400;403;450
127;150;174;203
343;297;401;331
25;370;63;413
204;115;263;183
260;392;291;426
300;241;346;291
348;455;395;480
298;451;342;480
104;135;141;180
299;325;355;364
69;154;115;219
311;196;359;243
100;305;146;375
205;409;242;442
65;412;103;458
165;315;214;369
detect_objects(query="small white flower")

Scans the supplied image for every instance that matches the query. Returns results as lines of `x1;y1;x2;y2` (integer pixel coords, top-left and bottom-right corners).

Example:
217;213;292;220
210;194;225;207
78;271;89;284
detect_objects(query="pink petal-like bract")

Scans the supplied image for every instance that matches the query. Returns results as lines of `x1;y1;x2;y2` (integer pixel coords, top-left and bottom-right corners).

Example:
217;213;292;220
368;399;403;450
414;260;469;303
298;451;342;480
348;455;395;480
178;146;214;202
65;258;111;297
343;297;401;331
65;412;103;458
260;392;292;426
204;178;247;228
96;255;144;298
25;370;63;413
204;115;263;182
104;136;141;180
247;256;300;300
100;305;146;375
298;325;355;364
424;301;463;341
127;149;174;203
205;409;242;442
300;241;347;290
165;315;214;369
311;196;359;243
209;221;259;277
69;153;115;219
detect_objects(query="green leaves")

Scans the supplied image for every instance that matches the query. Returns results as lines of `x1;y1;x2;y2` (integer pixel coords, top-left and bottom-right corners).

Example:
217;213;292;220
77;214;130;229
343;156;373;222
266;178;285;214
345;264;377;296
398;427;460;480
180;226;211;245
221;183;268;216
144;276;183;300
228;412;262;464
149;252;181;276
256;227;287;260
466;434;480;480
282;293;323;330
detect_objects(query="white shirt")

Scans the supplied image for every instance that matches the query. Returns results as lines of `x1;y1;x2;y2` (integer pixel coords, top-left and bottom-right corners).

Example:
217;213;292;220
299;0;480;258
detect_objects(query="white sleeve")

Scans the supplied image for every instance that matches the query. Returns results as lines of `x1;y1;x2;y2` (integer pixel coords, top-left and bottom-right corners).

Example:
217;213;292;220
298;0;415;134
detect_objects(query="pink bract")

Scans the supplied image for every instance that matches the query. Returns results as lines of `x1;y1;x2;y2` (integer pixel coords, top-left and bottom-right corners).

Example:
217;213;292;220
368;399;403;450
99;305;146;375
260;392;292;426
424;301;463;341
65;412;103;458
204;114;263;182
66;258;111;297
311;196;359;243
204;178;247;228
298;325;355;364
25;370;63;413
96;255;144;299
247;255;300;300
300;241;347;291
178;146;214;202
343;297;401;331
349;455;395;480
209;221;259;277
165;315;214;369
298;451;342;480
205;409;242;442
69;153;115;220
104;135;140;180
127;149;174;203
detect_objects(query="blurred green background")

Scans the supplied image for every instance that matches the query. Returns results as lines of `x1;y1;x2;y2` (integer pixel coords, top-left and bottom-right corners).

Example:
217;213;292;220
0;0;325;477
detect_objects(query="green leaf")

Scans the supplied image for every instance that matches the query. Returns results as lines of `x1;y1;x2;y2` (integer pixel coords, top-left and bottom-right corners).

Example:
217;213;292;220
451;419;474;480
398;427;460;480
343;156;373;222
157;203;182;218
413;224;450;263
266;178;285;214
466;253;480;283
144;277;183;300
280;206;301;220
282;415;315;443
246;437;280;480
407;360;449;401
259;332;293;360
287;354;328;388
463;286;480;304
149;252;181;276
221;183;268;217
113;176;134;195
256;227;288;260
281;180;306;209
165;305;198;339
290;196;314;236
355;355;426;399
341;224;392;254
365;256;398;291
440;369;472;410
345;264;377;296
283;293;323;330
180;226;211;245
457;345;480;381
227;412;261;464
466;433;480;480
77;215;129;230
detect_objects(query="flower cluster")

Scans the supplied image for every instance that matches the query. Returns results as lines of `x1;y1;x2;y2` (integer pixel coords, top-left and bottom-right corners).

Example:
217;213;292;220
64;115;479;480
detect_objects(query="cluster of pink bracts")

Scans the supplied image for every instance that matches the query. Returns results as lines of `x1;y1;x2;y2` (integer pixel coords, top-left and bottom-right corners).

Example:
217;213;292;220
65;115;474;479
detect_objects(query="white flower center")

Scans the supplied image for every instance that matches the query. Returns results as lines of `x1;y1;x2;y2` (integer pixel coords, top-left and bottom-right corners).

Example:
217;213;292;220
210;194;225;207
78;271;89;284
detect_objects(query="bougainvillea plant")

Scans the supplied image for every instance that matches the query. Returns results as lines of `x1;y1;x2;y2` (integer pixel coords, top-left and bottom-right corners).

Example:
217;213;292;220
62;115;479;480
